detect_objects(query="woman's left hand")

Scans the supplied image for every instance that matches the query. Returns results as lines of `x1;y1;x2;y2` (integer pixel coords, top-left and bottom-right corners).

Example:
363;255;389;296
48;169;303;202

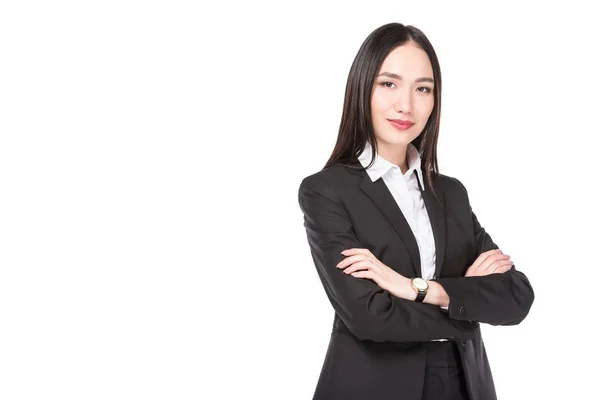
337;248;414;300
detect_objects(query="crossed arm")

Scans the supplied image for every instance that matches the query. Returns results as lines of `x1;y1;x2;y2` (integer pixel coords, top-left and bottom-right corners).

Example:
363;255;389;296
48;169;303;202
298;175;535;343
430;178;535;326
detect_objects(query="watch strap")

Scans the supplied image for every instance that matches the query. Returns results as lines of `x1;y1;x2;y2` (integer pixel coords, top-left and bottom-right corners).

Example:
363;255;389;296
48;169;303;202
414;290;426;303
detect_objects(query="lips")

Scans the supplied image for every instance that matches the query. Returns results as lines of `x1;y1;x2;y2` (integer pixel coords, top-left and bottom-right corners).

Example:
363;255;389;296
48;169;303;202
387;119;414;130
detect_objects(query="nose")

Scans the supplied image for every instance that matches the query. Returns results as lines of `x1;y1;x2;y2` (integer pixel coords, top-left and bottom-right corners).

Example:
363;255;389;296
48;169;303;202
394;88;413;114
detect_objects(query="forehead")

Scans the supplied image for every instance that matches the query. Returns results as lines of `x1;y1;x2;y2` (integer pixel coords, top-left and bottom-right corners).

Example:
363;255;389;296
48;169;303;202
378;43;433;78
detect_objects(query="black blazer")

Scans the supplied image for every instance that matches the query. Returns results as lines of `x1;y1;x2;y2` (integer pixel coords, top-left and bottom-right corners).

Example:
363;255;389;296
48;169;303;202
297;159;535;400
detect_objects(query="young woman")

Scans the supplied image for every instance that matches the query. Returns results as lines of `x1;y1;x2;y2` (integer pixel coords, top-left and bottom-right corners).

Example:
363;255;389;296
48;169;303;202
297;23;534;400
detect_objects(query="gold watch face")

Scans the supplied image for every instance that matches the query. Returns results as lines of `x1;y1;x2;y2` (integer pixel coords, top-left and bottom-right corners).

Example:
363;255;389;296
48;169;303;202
413;278;428;291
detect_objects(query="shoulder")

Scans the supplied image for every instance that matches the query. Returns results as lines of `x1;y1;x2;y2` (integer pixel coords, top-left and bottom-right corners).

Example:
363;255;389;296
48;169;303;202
433;172;472;210
435;172;468;195
298;163;358;197
297;164;355;215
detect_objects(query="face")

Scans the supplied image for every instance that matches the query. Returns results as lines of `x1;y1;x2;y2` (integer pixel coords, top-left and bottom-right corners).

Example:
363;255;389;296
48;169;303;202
370;42;435;151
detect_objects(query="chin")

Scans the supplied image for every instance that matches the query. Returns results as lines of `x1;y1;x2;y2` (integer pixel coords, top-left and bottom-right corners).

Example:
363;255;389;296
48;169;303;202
380;132;414;146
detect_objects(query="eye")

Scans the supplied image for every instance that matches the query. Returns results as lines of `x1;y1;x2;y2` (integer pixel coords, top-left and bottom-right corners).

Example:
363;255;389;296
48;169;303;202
417;86;433;93
380;81;396;89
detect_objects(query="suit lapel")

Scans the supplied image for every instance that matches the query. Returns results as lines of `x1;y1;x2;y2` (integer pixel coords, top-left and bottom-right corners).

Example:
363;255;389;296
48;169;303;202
349;161;447;279
358;171;421;277
421;179;446;279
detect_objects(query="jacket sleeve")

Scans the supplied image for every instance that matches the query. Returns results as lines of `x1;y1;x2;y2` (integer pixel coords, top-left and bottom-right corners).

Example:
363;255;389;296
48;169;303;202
298;175;475;343
432;178;535;326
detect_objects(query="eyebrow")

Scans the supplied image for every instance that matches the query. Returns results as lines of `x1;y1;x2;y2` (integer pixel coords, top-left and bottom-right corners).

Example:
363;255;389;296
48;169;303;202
377;72;434;83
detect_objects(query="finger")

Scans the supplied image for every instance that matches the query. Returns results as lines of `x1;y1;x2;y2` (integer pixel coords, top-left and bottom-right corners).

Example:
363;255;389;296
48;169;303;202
472;249;503;269
343;260;375;275
501;263;514;273
492;261;514;274
351;270;375;280
489;259;513;274
481;259;506;275
341;248;372;257
484;254;510;269
480;254;511;274
336;254;368;269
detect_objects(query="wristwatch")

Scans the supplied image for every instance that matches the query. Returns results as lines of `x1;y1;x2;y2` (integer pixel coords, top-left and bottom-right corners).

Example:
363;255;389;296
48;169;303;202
411;277;429;302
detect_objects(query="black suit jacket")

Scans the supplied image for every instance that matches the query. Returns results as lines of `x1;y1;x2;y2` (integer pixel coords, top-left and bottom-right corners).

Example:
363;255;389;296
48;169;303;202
297;159;535;400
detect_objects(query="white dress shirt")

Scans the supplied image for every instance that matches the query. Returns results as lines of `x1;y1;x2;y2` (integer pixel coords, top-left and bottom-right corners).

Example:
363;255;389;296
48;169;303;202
357;141;448;341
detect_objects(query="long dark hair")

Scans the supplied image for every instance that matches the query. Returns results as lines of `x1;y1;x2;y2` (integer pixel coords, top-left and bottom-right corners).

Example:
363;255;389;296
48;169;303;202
324;22;443;199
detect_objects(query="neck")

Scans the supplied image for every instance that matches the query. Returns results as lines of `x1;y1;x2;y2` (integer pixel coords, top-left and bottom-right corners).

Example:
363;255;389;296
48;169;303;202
376;141;409;174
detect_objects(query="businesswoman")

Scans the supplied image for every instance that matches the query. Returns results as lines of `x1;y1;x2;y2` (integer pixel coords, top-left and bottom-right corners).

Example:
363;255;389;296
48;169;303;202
297;23;534;400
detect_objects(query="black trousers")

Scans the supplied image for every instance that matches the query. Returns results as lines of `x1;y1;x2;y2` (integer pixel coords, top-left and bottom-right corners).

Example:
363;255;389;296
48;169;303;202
420;341;470;400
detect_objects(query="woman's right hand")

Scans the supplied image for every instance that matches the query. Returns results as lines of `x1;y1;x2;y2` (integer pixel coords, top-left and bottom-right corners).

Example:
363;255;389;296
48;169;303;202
464;249;514;277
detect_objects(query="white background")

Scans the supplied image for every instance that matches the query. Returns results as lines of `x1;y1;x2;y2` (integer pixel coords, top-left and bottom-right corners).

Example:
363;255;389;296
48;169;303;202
1;1;599;399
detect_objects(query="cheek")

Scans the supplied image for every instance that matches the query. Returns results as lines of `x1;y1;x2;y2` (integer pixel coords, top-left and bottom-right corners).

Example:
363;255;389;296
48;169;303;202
418;99;434;119
371;91;389;114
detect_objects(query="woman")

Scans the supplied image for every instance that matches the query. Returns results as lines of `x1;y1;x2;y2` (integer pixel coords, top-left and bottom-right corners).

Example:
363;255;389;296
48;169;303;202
297;23;534;400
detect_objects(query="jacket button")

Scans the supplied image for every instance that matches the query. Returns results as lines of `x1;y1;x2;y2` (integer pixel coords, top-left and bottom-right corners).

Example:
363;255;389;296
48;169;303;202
459;305;465;315
460;340;467;347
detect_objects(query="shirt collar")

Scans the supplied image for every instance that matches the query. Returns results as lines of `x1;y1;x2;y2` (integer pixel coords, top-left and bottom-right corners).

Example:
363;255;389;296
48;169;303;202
357;141;425;191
